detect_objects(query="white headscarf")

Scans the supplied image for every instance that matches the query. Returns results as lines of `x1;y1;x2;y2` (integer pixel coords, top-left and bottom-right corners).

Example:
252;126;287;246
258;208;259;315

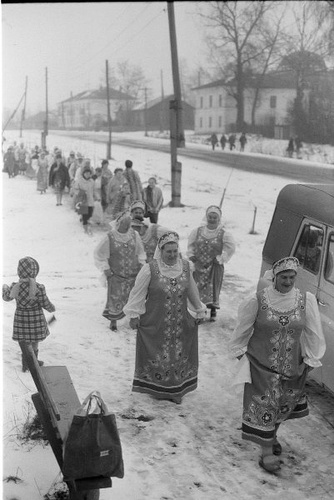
153;231;183;275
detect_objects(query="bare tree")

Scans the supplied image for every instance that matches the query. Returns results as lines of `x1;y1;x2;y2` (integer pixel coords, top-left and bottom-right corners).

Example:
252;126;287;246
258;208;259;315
201;1;278;130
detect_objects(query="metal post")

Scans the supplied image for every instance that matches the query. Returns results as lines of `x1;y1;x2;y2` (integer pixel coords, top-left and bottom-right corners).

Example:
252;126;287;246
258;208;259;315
105;60;112;159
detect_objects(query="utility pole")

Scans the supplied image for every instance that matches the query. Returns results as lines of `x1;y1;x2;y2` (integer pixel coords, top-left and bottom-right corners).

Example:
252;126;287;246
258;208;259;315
19;76;28;138
167;1;184;207
144;87;148;137
159;70;164;132
42;67;48;149
105;60;112;159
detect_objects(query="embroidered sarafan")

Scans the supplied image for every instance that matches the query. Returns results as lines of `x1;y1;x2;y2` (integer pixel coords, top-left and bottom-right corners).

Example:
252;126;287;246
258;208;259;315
132;259;198;398
241;287;309;447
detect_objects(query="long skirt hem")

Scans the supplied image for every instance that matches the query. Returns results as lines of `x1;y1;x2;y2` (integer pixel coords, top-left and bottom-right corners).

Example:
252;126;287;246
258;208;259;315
132;376;197;399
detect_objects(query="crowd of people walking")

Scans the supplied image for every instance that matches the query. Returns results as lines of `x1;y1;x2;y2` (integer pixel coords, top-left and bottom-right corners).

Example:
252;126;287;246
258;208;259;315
2;137;326;475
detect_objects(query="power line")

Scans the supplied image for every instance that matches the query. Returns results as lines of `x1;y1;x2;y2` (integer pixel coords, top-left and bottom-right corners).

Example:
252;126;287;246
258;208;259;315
71;2;155;73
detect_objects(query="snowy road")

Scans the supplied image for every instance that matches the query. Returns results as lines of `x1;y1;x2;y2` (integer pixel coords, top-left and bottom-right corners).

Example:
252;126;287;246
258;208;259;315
2;131;334;500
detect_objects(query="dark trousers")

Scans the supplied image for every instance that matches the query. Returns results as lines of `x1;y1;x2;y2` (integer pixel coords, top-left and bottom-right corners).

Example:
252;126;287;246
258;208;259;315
147;211;158;223
82;206;94;225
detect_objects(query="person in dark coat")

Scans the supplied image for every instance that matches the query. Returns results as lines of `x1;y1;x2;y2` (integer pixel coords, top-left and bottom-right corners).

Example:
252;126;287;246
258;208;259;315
210;133;218;151
3;146;16;178
239;132;247;152
286;138;294;158
294;136;303;158
220;134;227;150
49;153;70;206
228;134;236;151
2;256;56;372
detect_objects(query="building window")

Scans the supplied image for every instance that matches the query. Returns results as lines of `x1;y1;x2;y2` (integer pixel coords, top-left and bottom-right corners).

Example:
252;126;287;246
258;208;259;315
219;95;223;107
200;96;203;108
209;95;213;107
209;117;212;128
199;117;203;128
270;96;277;108
219;116;222;127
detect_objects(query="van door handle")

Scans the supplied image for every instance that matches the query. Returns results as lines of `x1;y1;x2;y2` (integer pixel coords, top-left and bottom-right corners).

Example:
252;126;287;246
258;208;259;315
317;300;327;307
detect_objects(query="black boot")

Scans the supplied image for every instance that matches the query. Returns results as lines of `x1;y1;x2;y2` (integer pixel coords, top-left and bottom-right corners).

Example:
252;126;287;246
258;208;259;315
210;307;217;322
109;320;117;331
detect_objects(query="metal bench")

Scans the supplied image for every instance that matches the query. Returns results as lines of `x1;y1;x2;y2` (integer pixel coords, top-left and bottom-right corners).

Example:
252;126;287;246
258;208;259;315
20;342;112;500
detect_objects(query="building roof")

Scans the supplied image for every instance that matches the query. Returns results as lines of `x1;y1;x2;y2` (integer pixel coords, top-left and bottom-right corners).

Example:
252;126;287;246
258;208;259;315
192;69;333;91
59;87;136;104
132;94;194;111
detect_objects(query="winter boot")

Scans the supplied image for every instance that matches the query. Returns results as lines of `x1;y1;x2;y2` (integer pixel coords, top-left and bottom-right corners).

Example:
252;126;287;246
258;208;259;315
22;354;29;373
34;350;44;367
109;320;117;331
209;307;217;322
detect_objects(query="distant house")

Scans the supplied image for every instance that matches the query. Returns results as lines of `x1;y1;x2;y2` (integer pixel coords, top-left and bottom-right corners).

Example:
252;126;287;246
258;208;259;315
57;87;136;130
191;71;312;137
131;95;195;131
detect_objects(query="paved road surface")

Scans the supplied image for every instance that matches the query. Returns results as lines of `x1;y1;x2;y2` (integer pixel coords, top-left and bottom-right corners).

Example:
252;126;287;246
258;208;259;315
53;130;334;184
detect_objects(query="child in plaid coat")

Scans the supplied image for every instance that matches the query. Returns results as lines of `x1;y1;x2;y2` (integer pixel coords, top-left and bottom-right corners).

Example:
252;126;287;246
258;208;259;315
2;256;55;372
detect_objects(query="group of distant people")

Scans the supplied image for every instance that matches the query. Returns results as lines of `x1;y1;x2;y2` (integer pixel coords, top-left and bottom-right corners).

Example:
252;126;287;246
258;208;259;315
286;136;303;158
209;132;247;152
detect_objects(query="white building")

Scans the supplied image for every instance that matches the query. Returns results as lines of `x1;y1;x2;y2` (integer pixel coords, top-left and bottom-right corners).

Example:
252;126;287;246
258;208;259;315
57;87;136;130
191;72;308;136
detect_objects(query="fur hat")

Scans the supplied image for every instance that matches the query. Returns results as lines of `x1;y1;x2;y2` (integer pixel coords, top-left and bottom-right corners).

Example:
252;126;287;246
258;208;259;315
125;160;133;168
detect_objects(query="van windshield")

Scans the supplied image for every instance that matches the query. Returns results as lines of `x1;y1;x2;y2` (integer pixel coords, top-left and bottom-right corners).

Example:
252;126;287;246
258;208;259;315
294;224;323;274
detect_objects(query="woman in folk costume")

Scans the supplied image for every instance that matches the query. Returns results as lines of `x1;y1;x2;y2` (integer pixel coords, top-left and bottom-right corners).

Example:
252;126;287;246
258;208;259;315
130;200;170;262
123;231;206;404
187;205;236;321
2;257;56;372
36;150;49;194
123;159;143;201
228;257;326;473
94;211;146;331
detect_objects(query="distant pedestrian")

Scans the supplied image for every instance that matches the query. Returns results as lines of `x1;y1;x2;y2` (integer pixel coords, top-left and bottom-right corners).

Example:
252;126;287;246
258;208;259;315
74;165;96;234
239;132;247;152
123;159;143;201
49;153;70;206
2;256;56;372
100;160;113;212
228;134;236;151
220;134;227;150
105;168;125;220
36;151;49;194
295;136;303;158
3;146;16;178
210;133;219;151
142;177;164;223
286;138;294;158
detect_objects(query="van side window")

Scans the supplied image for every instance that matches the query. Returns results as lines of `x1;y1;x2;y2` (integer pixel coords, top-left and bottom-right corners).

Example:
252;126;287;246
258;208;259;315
324;234;334;284
294;224;323;274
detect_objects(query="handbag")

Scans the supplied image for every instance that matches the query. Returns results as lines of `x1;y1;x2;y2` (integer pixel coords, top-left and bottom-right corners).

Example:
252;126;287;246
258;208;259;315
75;201;89;215
62;391;124;480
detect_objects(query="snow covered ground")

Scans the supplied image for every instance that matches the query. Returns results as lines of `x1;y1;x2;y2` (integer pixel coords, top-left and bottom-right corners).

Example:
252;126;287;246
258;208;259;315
1;130;334;499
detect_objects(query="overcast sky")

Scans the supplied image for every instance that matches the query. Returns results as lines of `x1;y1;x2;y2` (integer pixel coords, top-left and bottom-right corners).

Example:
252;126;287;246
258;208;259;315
2;1;208;115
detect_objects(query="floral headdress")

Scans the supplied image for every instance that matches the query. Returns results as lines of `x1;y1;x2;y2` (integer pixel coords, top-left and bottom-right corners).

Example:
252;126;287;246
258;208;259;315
157;231;179;249
130;200;146;212
273;257;299;276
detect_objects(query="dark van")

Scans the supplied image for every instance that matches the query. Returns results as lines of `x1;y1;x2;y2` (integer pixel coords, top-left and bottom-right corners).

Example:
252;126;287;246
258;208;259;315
260;183;334;394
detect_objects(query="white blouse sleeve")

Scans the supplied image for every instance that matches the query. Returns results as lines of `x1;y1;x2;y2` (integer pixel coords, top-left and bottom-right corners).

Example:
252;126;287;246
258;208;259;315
186;228;198;258
94;235;110;272
217;231;236;265
228;294;258;358
134;232;147;266
123;264;151;318
301;292;326;367
187;271;207;318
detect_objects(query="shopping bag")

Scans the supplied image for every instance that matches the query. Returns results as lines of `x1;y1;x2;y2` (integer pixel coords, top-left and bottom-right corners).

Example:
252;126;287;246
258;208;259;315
75;201;89;215
91;200;104;224
62;390;124;480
